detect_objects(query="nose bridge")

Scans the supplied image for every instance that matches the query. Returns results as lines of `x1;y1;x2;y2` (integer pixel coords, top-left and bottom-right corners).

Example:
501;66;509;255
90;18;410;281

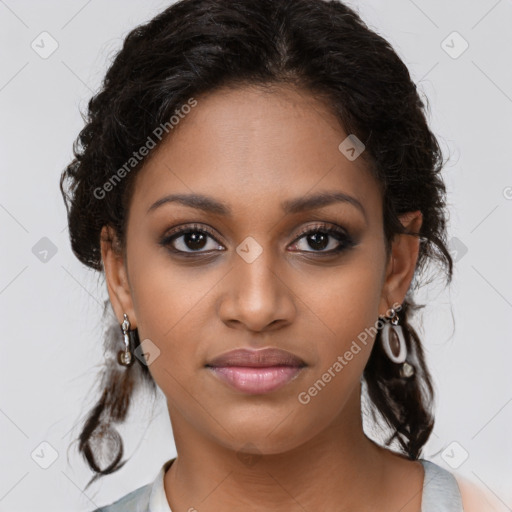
235;238;282;310
219;236;295;331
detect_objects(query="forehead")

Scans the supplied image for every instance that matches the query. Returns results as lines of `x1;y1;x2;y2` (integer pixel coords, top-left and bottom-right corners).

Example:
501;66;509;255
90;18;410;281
128;84;381;220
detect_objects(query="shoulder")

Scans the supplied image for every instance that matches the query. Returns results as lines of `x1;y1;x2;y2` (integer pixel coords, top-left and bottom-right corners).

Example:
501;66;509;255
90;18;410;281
456;474;508;512
88;457;175;512
419;459;464;511
91;482;152;512
421;459;505;512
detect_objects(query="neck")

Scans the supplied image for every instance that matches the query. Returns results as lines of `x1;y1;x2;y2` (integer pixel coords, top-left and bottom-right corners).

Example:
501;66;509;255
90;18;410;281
163;385;397;511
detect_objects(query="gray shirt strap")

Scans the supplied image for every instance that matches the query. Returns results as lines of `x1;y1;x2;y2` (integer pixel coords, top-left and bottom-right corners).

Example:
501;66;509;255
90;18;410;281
420;459;464;511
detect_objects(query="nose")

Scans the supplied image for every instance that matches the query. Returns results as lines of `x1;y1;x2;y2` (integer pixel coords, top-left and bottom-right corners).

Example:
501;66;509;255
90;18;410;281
217;246;297;333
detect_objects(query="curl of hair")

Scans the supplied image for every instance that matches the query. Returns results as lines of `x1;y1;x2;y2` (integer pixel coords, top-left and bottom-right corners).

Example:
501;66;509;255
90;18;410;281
71;302;156;491
60;0;453;485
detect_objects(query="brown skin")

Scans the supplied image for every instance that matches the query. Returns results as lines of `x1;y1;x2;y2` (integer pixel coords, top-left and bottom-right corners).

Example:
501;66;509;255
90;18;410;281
101;84;426;511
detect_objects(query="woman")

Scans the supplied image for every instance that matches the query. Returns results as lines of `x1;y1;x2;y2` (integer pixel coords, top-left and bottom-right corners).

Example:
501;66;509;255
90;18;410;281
60;0;489;510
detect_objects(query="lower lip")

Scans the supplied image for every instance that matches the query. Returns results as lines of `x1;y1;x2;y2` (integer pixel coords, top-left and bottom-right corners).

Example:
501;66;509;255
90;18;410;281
207;365;304;394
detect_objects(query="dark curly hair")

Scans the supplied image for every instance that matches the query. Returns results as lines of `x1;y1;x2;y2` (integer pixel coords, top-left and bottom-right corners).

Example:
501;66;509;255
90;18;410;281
60;0;453;490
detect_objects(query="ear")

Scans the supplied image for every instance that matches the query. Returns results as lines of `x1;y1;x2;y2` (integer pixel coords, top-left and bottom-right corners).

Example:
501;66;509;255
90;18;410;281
100;225;137;328
378;210;423;316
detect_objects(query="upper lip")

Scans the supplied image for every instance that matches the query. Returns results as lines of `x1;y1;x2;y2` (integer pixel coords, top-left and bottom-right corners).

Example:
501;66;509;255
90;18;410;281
206;348;306;368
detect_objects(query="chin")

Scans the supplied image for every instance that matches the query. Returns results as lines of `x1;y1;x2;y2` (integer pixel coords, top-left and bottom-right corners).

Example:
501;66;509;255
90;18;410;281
207;408;322;457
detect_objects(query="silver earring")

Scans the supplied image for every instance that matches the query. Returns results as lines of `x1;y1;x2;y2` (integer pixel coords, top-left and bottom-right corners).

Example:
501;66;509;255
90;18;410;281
379;307;415;378
118;313;134;367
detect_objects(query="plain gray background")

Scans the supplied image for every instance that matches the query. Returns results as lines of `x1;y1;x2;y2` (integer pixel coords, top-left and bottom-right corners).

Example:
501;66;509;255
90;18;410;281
1;0;511;510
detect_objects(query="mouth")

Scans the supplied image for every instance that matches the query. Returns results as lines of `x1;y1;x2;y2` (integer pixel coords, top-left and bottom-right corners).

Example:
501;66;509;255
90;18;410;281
205;347;306;395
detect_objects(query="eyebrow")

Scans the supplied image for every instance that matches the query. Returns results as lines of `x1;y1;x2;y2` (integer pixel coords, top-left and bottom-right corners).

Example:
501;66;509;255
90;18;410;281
147;190;367;222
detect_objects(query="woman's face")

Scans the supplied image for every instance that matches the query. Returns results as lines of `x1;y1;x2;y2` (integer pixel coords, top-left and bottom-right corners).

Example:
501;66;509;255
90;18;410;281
102;84;419;455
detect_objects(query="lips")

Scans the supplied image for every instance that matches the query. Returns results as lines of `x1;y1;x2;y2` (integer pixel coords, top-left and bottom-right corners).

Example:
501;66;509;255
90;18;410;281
205;347;306;368
205;348;306;395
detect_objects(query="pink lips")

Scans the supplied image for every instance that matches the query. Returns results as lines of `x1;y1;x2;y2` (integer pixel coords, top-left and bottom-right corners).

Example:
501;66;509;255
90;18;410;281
206;348;306;395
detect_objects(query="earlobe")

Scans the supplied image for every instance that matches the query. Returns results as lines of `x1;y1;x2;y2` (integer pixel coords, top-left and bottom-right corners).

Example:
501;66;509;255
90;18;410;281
100;225;137;328
379;210;423;313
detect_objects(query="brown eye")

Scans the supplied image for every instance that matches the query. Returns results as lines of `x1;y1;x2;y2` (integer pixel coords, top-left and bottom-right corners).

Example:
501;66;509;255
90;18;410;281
161;224;225;254
289;224;355;254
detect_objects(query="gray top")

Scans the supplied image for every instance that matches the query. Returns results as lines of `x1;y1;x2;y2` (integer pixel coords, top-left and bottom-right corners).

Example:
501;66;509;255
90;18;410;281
92;458;464;512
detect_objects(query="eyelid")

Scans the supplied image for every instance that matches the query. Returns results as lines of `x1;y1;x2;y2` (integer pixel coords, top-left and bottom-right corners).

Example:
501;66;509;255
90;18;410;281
288;222;354;253
292;222;349;242
164;223;223;242
161;221;354;256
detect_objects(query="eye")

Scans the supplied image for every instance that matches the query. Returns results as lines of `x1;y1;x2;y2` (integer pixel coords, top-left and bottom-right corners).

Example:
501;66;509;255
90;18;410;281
160;222;356;257
289;223;355;254
160;224;225;254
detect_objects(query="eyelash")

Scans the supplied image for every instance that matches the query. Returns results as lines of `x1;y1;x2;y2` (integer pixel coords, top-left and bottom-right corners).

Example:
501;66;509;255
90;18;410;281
160;222;356;258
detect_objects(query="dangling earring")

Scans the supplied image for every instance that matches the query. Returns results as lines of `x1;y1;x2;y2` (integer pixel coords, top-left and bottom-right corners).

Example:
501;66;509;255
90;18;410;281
379;307;415;378
118;313;135;367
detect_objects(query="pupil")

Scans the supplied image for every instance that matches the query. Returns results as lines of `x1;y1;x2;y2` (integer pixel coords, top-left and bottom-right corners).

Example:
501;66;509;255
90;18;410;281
183;231;332;251
308;232;328;250
186;232;206;250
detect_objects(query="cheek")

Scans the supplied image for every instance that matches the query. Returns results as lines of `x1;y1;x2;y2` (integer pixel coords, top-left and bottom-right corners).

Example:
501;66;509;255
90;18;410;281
129;239;216;338
295;256;383;394
127;248;215;388
301;255;383;344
